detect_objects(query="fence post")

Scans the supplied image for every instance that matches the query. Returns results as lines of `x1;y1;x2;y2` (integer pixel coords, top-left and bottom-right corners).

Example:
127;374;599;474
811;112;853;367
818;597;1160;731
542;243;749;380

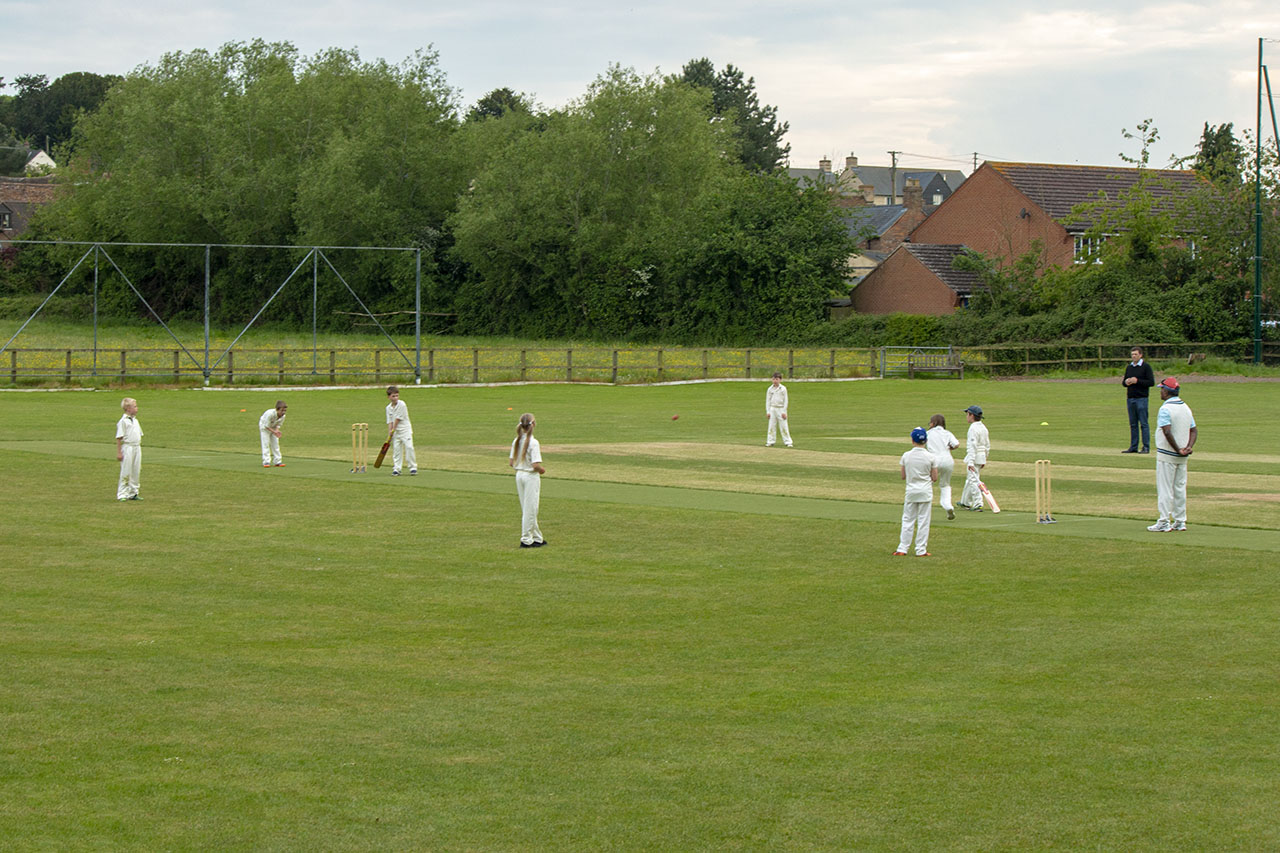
278;350;285;383
12;349;18;383
1097;345;1103;369
173;350;180;382
228;350;234;383
611;349;618;384
120;350;126;380
520;350;526;382
65;350;71;384
329;350;336;382
428;349;434;384
829;349;836;378
702;349;708;380
1063;347;1068;371
788;349;794;378
375;349;381;382
472;348;479;384
745;349;752;379
658;348;664;381
566;348;573;383
1024;346;1030;374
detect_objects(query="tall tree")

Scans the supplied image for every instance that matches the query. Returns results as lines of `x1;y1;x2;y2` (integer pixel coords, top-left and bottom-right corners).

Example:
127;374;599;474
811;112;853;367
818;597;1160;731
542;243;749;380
1190;122;1244;186
679;58;789;173
0;71;120;151
466;87;534;122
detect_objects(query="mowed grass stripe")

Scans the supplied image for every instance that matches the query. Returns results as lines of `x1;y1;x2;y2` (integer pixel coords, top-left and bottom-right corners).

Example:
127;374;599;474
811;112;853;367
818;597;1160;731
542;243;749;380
7;440;1278;554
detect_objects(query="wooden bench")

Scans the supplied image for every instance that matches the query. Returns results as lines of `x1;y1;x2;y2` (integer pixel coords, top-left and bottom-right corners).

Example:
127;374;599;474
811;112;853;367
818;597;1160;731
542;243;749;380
907;354;964;379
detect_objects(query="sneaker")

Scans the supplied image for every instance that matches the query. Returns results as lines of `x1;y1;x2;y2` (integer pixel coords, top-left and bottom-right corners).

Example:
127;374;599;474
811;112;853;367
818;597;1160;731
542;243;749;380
409;469;417;475
916;552;932;557
129;494;143;501
1147;520;1171;532
520;542;535;548
1170;521;1187;531
946;508;955;520
1121;448;1138;454
1139;448;1150;454
263;463;271;468
532;541;546;547
765;443;775;447
391;470;400;476
785;443;793;448
892;551;908;556
971;506;983;512
274;462;285;467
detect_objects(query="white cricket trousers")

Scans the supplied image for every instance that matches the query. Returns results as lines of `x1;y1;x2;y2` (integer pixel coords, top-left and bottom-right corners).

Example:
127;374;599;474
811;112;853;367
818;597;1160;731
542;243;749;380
898;498;932;555
392;432;417;473
1156;457;1188;524
117;444;141;499
515;470;543;545
260;428;281;465
960;462;984;509
766;410;792;446
936;457;955;511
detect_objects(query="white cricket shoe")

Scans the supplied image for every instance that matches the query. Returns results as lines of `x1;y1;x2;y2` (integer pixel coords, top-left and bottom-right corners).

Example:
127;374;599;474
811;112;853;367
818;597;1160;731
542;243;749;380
1147;520;1171;532
1169;521;1187;531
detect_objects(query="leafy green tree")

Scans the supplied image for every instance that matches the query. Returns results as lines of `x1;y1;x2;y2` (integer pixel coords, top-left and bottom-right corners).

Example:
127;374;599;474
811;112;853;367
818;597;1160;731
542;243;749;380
40;40;463;326
0;71;120;151
466;87;534;122
679;58;789;173
1187;122;1244;186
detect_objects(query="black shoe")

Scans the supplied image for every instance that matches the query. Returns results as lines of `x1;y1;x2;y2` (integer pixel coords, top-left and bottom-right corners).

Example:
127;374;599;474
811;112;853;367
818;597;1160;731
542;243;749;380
1121;448;1138;454
1139;448;1150;454
520;542;535;548
532;540;547;547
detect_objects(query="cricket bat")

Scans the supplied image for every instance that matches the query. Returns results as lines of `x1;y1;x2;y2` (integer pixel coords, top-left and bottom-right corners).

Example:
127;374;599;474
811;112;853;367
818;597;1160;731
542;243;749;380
978;481;1001;513
373;438;391;469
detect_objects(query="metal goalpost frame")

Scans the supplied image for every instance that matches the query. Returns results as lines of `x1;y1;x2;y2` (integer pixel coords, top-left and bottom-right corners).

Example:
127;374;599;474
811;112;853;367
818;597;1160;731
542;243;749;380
0;240;423;384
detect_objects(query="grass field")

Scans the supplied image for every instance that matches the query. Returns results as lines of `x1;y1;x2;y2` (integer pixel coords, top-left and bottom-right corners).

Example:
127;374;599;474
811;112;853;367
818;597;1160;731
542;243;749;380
2;376;1279;850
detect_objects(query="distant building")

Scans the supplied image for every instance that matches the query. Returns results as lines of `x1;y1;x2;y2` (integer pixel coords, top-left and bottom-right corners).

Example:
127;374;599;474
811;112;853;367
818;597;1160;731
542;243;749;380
0;176;58;244
24;149;57;174
788;153;965;206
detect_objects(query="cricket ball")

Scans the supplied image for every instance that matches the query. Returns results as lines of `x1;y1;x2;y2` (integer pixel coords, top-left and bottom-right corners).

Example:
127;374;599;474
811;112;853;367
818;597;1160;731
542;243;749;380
672;414;679;420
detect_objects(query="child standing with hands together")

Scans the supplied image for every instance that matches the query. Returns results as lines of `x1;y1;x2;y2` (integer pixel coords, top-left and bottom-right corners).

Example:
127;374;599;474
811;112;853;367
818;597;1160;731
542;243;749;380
509;413;546;548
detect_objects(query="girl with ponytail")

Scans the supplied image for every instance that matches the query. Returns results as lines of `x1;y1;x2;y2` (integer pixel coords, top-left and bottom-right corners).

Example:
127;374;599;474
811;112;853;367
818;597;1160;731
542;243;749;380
509;413;546;547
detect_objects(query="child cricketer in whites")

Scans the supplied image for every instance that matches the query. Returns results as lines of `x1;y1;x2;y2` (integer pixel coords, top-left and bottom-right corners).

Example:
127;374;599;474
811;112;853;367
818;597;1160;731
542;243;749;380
765;372;793;447
115;397;143;501
259;400;287;467
895;427;938;556
926;413;960;520
959;404;990;511
509;413;546;548
385;386;417;476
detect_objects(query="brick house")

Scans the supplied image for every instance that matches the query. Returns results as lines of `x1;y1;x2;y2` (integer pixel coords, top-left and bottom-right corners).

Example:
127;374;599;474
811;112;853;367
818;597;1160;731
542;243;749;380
908;161;1205;269
850;244;984;315
0;176;58;244
849;161;1206;314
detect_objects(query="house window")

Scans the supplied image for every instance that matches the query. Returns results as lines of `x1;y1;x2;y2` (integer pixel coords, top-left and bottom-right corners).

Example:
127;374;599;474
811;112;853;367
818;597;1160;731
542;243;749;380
1073;234;1110;264
0;212;10;230
932;193;943;204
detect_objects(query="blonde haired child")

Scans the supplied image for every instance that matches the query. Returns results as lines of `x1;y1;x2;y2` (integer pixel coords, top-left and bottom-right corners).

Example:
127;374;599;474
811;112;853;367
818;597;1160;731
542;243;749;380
115;397;144;501
509;413;546;548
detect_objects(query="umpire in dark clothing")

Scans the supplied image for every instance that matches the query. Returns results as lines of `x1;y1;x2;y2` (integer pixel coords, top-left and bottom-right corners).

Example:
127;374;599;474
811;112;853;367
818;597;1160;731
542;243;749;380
1122;346;1155;453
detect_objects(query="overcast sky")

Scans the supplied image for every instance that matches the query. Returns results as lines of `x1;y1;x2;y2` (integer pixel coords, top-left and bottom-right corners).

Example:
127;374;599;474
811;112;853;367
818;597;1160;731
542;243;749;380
4;1;1279;175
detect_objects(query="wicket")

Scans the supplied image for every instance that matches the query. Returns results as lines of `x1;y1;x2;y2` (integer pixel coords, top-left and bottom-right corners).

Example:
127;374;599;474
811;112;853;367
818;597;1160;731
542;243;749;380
351;423;369;473
1035;459;1055;523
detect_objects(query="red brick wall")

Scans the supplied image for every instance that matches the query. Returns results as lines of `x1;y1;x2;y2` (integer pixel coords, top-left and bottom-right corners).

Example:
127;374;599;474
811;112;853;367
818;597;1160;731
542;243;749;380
908;165;1075;268
851;250;961;315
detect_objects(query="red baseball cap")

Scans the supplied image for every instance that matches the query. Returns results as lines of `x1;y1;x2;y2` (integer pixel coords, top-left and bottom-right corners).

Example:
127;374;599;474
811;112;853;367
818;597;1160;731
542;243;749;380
1159;377;1179;391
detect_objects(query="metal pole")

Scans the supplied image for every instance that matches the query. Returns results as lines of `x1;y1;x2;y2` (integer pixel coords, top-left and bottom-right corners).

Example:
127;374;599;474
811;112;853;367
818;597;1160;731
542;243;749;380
415;249;422;384
204;245;211;384
92;246;99;377
1255;38;1264;364
312;249;319;375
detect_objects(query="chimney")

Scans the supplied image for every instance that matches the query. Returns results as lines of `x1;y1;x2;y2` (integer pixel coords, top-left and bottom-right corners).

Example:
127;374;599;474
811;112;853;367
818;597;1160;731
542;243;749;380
846;153;858;169
903;178;923;211
818;157;832;173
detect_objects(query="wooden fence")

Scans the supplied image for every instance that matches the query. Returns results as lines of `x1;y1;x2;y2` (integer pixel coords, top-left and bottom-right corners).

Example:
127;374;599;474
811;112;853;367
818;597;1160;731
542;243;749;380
1;341;1274;386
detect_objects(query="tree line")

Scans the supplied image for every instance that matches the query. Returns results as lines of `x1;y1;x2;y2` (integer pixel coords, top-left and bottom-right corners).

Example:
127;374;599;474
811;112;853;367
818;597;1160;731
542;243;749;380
3;43;1278;348
4;41;850;344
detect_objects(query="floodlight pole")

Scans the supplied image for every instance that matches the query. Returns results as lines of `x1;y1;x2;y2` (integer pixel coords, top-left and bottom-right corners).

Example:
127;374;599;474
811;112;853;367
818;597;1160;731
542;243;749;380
1255;37;1264;364
203;245;211;385
415;248;422;384
312;249;319;376
92;246;99;377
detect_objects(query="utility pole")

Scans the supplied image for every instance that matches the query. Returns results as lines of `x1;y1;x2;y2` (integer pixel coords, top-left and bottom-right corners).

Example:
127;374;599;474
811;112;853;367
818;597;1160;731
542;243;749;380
1255;37;1264;364
973;152;979;172
887;150;900;204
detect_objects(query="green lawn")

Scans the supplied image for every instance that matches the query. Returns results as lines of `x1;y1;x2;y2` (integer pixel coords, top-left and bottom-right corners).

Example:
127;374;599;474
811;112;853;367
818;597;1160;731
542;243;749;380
1;378;1277;850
